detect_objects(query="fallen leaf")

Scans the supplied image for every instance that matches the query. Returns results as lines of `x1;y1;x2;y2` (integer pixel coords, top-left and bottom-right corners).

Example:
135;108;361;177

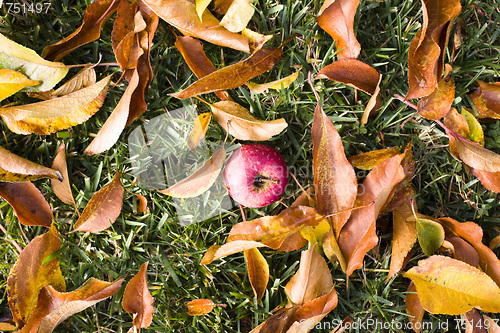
187;112;212;151
122;262;154;331
220;0;254;33
0;75;111;135
195;0;212;20
171;40;290;99
0;146;62;182
246;69;301;94
73;172;123;233
20;278;123;333
210;101;287;141
201;240;267;265
446;236;479;268
244;248;269;304
7;225;66;327
51;143;77;210
490;235;500;251
42;0;120;61
0;69;39;102
416;217;445;256
0;33;68;92
464;309;487;333
159;146;225;198
447;131;500;173
187;299;225;316
417;77;455;120
348;146;400;170
241;28;274;53
461;108;485;146
403;255;500;315
135;194;148;213
443;107;470;139
84;70;139;155
52;67;97;97
143;0;250;52
360;73;382;125
469;80;500;119
405;282;424;333
0;181;53;227
339;153;405;277
406;0;461;99
317;0;360;60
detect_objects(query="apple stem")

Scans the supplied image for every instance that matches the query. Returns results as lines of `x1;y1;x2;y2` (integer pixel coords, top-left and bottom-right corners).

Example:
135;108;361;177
238;203;247;223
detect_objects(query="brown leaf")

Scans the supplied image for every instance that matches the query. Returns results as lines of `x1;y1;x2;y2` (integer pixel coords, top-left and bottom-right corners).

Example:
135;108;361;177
469;80;500;119
42;0;119;61
417;77;455;120
317;0;360;60
159;146;225;198
348;147;401;171
50;143;77;209
360;73;382;125
171;41;288;99
20;278;123;333
388;199;417;280
311;93;357;236
0;181;53;227
143;0;250;52
210;101;287;141
187;299;225;316
339;153;405;277
406;0;461;99
73;172;123;233
244;248;269;304
464;309;488;333
484;315;500;333
84;70;140;155
0;146;61;182
135;194;148;213
405;282;424;333
490;234;500;251
175;36;231;101
284;244;333;306
446;236;480;268
316;59;380;95
470;169;500;193
122;262;154;331
7;225;66;328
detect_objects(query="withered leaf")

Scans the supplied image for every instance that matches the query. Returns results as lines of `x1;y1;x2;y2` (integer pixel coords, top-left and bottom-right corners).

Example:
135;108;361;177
187;112;212;151
0;75;111;135
73;172;123;233
244;248;269;304
417;77;455;120
0;146;61;182
195;0;211;20
446;236;480;268
51;143;77;209
143;0;250;52
405;282;424;333
0;181;53;227
0;69;38;102
447;131;500;173
246;69;301;94
186;299;225;316
201;240;267;265
469;80;500;119
159;146;225;198
361;73;382;125
52;67;97;97
461;108;484;146
7;225;66;327
317;0;360;60
219;0;254;33
443;107;470;139
348;146;400;171
210;101;287;141
171;41;288;99
122;262;154;331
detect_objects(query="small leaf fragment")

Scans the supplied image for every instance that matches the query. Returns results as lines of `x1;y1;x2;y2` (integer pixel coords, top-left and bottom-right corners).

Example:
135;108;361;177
219;0;255;33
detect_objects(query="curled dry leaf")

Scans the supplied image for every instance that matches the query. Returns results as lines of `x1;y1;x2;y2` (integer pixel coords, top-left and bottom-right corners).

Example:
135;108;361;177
52;67;97;97
417;77;455;120
447;131;500;173
0;69;38;102
219;0;255;33
0;181;53;227
244;248;269;305
406;0;461;100
416;217;445;256
159;146;225;198
73;172;123;233
20;278;123;333
246;69;301;94
405;282;424;333
469;80;500;119
403;255;500;315
122;262;154;331
348;146;400;171
210;101;287;141
0;33;68;92
51;142;77;210
0;75;111;135
317;0;360;60
187;112;212;151
143;0;250;53
171;39;290;99
7;225;66;328
360;73;382;125
0;146;62;182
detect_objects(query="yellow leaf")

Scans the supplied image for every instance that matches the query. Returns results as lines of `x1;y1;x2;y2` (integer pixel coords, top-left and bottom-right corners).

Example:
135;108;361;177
187;299;225;316
187;112;212;151
0;69;39;102
50;142;78;210
219;0;255;33
0;145;61;182
195;0;212;20
0;33;68;92
403;255;500;315
461;107;485;146
0;75;111;135
246;69;301;94
244;248;269;304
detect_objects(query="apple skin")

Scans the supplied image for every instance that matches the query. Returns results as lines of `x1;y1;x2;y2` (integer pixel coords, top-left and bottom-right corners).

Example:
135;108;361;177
223;144;288;208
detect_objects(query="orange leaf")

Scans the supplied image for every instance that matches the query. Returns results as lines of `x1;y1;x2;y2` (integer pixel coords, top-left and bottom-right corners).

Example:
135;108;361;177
201;240;267;265
244;248;269;305
51;143;77;210
443;107;470;139
405;282;424;333
135;194;148;213
317;0;360;60
73;172;123;233
0;181;53;227
187;112;212;151
446;236;479;268
0;146;61;182
122;262;154;331
469;80;500;119
186;299;225;316
417;77;455;120
447;131;500;173
7;225;66;328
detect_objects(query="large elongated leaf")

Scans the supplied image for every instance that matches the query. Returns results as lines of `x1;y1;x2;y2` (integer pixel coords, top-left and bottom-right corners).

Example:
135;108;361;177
244;248;269;305
143;0;250;52
0;146;61;182
7;225;66;328
0;34;68;92
404;255;500;315
122;262;154;332
210;101;287;141
0;75;111;135
0;69;38;101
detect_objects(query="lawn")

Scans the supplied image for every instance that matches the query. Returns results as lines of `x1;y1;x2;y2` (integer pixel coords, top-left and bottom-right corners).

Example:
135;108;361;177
1;0;500;332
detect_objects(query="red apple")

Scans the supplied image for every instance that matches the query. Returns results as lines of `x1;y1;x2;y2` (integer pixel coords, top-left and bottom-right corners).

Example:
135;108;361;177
223;144;288;208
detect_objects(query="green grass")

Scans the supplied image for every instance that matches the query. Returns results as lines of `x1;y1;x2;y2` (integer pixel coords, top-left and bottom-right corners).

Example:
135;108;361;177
1;0;500;332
